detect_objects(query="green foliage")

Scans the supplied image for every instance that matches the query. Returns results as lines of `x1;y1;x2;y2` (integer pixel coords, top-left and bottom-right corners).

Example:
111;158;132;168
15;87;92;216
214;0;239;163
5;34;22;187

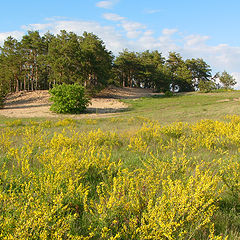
0;90;4;108
48;30;82;85
114;49;141;88
166;52;194;92
185;58;212;88
79;32;113;88
0;29;235;96
164;90;174;97
219;71;237;89
113;49;170;91
112;50;214;93
0;84;7;109
0;30;113;94
198;79;216;92
49;83;90;114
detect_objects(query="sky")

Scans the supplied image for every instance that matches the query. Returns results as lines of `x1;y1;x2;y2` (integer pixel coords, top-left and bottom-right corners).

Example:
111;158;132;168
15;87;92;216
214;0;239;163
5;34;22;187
0;0;240;88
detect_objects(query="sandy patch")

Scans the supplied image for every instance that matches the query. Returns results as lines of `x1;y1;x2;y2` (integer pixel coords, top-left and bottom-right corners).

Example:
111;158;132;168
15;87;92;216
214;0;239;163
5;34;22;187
216;99;231;103
96;85;160;99
0;87;157;119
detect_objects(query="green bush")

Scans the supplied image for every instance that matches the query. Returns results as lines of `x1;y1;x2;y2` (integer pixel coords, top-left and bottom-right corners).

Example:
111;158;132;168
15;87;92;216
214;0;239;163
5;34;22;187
198;80;216;93
49;83;90;114
164;90;174;97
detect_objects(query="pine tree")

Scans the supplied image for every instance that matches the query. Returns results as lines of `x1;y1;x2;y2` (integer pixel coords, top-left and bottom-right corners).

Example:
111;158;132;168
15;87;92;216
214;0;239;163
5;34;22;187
219;71;236;89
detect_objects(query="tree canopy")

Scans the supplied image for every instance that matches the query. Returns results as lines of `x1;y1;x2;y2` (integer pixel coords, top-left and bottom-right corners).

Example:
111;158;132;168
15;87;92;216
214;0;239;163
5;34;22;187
0;30;113;94
0;29;231;96
218;71;236;89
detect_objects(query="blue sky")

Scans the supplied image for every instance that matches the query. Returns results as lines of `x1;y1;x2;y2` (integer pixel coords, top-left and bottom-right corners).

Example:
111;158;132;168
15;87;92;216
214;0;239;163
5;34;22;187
1;0;240;87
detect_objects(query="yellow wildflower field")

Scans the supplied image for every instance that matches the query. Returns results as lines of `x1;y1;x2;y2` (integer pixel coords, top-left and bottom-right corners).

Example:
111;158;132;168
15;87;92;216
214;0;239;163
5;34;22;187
0;115;240;239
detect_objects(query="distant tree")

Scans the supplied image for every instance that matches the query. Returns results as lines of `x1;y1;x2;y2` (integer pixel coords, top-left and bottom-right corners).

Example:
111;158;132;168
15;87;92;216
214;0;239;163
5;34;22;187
48;30;82;86
79;32;113;89
114;50;141;87
198;72;221;92
0;30;113;94
166;52;183;72
0;56;6;107
113;50;170;91
21;31;45;90
37;32;56;89
219;71;236;89
0;29;224;96
138;50;168;90
198;79;216;92
185;58;212;89
166;52;193;91
174;63;193;91
0;36;23;92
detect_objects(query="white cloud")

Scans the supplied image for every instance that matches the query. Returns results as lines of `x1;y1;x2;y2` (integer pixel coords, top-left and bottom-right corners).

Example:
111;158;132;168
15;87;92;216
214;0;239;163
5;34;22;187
120;20;146;39
96;1;113;9
184;34;210;47
103;13;146;39
44;16;68;21
121;20;145;32
232;72;240;90
181;34;240;74
22;23;54;31
162;28;178;35
145;9;161;14
103;13;125;21
0;31;24;45
96;0;119;9
143;30;154;36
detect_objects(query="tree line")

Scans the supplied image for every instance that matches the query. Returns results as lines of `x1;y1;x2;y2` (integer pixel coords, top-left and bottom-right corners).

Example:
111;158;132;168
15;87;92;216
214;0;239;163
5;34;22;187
0;30;236;97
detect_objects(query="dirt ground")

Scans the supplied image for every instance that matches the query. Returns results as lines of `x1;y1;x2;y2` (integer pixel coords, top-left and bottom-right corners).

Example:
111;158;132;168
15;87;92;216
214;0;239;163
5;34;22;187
0;86;159;119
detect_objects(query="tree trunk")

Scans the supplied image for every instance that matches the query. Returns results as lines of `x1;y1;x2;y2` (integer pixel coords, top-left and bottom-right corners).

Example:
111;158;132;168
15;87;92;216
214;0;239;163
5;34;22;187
13;72;19;92
24;75;26;91
35;65;38;90
122;72;125;87
31;76;34;91
28;73;30;91
128;73;131;88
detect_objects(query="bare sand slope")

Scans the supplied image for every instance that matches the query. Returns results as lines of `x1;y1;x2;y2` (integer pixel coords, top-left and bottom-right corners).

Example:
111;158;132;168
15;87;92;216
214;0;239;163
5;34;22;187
0;86;159;118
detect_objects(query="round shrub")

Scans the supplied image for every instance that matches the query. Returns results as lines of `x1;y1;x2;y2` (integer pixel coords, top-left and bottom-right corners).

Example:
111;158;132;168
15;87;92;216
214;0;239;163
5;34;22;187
49;83;90;114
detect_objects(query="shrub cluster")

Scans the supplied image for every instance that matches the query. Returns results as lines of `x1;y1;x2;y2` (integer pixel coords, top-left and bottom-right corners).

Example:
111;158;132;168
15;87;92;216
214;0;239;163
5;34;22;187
49;83;90;114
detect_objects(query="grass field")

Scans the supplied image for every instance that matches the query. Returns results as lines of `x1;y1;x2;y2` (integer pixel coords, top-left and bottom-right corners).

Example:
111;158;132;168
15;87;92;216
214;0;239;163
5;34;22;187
0;91;240;239
1;91;240;128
